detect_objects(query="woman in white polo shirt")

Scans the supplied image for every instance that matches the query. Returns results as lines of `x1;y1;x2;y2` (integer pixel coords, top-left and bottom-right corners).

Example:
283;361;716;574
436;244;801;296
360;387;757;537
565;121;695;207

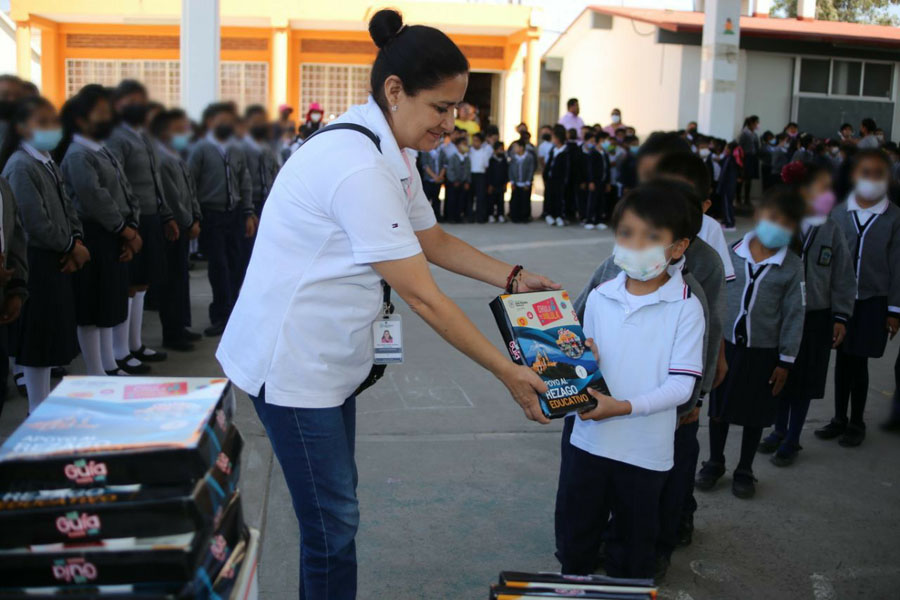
216;10;556;599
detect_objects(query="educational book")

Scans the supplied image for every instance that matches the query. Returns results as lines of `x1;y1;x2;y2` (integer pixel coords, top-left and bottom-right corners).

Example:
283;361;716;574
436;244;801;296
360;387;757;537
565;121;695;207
490;587;655;599
498;572;656;597
490;290;608;419
0;424;241;549
0;377;234;490
0;492;246;591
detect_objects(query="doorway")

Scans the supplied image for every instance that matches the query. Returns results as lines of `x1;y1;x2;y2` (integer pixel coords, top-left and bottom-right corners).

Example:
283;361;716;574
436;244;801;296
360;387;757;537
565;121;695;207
465;72;498;131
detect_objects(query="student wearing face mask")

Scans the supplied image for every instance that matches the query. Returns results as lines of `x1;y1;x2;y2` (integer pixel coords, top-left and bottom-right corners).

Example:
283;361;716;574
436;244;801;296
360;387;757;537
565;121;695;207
856;118;879;149
241;105;280;219
757;163;855;466
106;80;177;370
758;131;776;191
485;140;509;223
770;133;790;185
444;136;471;223
304;102;325;133
556;182;705;579
0;96;87;409
188;102;257;337
697;187;806;499
602;108;626;137
816;149;900;447
151;109;203;352
737;116;761;205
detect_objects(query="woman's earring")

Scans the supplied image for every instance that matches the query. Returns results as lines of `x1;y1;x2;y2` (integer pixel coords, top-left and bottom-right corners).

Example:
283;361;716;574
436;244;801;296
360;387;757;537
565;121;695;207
391;105;398;112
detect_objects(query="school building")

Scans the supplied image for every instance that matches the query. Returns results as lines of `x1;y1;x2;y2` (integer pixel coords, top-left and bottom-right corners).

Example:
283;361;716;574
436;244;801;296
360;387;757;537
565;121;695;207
7;0;542;141
542;3;900;141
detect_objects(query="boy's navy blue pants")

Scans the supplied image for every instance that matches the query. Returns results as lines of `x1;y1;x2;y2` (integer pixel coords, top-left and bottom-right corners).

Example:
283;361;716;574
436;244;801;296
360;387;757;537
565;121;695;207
199;209;244;326
510;186;531;222
656;418;700;560
555;417;667;579
159;227;190;343
471;173;488;222
721;190;736;228
423;180;441;220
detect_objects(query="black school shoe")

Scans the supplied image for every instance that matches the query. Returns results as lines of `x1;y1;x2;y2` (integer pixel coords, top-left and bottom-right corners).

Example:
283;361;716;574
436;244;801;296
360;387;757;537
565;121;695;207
838;423;866;447
814;419;847;440
676;514;694;547
163;338;195;352
116;356;152;375
132;345;167;363
50;366;69;378
731;469;757;499
695;461;726;491
758;431;784;454
204;322;226;337
770;442;802;467
182;329;203;342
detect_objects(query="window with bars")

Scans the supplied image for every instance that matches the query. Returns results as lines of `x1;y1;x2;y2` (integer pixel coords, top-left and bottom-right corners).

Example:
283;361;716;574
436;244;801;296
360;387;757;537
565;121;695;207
300;64;371;119
65;59;181;106
65;59;269;111
219;61;269;112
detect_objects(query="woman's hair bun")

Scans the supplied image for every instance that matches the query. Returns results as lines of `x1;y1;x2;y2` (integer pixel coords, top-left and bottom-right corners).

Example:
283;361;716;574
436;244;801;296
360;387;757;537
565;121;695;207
369;9;404;50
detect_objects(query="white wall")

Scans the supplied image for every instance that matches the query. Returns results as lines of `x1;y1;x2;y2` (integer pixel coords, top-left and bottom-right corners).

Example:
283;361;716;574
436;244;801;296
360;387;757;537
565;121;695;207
742;51;794;135
501;43;525;143
552;14;691;137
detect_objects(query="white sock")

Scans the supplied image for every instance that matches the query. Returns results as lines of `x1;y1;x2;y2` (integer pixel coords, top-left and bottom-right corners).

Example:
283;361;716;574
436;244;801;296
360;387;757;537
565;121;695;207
23;366;52;411
129;291;146;353
77;326;104;375
99;327;118;372
113;318;131;361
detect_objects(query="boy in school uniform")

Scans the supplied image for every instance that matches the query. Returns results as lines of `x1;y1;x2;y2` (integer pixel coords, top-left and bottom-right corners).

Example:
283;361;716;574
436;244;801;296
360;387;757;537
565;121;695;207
151;108;202;351
106;79;177;366
469;132;493;223
241;104;280;218
0;175;28;417
581;133;609;230
557;182;706;579
508;140;535;223
564;128;584;222
444;137;471;223
419;144;445;220
485;141;508;223
543;125;570;227
188;102;257;337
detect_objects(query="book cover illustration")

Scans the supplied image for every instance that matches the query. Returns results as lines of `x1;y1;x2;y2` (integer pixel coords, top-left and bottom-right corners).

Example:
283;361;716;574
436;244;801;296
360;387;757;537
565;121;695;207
490;290;608;419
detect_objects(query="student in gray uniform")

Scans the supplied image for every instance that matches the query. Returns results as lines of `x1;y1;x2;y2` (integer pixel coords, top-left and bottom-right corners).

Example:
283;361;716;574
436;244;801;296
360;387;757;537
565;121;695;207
0;97;87;409
0;173;28;418
418;144;445;219
188;102;257;337
444;136;471;223
57;84;141;379
816;149;900;447
107;79;176;367
757;163;855;465
241;105;279;219
151;108;203;352
508;140;535;223
697;187;806;499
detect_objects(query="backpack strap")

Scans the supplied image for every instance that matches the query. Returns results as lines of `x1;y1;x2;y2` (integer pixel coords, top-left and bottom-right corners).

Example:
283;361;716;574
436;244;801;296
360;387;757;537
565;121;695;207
302;123;382;154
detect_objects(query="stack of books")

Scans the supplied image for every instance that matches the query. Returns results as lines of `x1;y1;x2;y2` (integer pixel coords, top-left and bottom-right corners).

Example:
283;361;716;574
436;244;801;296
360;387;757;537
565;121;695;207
0;377;258;599
490;572;658;599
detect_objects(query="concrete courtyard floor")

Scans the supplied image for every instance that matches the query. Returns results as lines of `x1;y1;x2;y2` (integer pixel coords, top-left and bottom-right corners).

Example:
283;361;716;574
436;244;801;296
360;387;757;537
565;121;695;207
2;216;899;599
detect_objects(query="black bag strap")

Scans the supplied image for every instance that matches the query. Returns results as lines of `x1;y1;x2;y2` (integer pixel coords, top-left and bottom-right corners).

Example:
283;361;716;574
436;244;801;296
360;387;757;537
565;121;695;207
299;122;391;306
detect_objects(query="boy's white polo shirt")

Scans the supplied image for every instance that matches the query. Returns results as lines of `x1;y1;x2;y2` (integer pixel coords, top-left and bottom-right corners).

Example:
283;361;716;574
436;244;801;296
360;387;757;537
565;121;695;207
216;95;437;409
572;265;705;471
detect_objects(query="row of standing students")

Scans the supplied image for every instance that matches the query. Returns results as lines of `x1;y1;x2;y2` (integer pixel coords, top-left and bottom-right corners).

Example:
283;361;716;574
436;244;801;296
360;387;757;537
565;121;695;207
0;80;279;411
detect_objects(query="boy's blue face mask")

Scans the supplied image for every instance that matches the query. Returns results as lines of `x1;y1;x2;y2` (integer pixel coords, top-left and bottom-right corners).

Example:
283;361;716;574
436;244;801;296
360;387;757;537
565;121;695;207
171;133;191;151
755;219;793;249
30;128;63;152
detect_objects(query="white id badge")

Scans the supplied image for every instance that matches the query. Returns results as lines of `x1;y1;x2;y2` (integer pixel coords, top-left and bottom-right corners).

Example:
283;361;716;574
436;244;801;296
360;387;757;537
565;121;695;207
373;315;403;364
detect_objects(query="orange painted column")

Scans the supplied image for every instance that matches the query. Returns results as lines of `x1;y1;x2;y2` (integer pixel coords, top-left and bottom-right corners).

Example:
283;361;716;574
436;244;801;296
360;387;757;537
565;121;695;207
15;21;31;82
522;35;540;136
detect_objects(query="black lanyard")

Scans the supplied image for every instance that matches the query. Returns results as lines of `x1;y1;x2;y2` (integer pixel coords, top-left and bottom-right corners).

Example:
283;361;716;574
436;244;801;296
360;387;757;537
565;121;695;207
138;132;165;210
734;262;770;346
801;225;819;275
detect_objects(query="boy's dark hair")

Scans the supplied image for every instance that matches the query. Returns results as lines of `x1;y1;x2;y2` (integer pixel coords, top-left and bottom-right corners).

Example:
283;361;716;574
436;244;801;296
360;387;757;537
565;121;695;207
597;130;610;140
552;124;566;143
623;135;638;145
758;185;805;226
472;132;485;142
861;118;876;133
484;124;499;137
840;122;852;131
694;134;709;145
612;181;696;242
584;132;597;143
567;128;578;141
638;131;691;160
567;98;578;108
492;141;504;151
244;104;267;119
655;152;711;200
113;79;147;102
852;147;891;171
775;132;788;143
454;137;467;147
201;102;236;127
368;9;469;115
614;127;626;136
785;122;798;130
799;133;815;148
150;108;188;138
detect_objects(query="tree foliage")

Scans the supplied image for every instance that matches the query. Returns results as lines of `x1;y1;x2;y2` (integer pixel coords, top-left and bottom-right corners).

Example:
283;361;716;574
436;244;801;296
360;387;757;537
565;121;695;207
770;0;900;25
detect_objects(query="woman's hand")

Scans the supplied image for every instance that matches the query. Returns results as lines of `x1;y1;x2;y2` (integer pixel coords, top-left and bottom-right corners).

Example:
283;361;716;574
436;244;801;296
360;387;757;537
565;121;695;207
245;215;259;239
189;221;201;240
0;295;23;324
516;269;561;293
887;316;899;340
769;366;789;396
164;219;180;242
70;240;91;268
498;363;551;424
832;322;847;348
578;387;632;421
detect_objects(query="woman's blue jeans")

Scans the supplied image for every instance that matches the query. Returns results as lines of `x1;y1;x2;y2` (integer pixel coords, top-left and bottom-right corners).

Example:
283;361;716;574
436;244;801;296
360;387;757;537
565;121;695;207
251;387;359;600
